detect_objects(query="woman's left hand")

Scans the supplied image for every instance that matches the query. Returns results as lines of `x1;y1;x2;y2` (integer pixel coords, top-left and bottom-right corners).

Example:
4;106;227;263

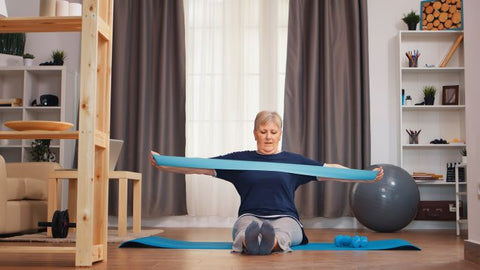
372;166;384;182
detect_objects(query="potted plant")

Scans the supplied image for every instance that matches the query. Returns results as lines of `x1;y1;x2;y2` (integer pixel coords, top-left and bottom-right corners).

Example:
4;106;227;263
40;50;67;66
30;139;56;162
402;10;420;31
52;50;66;65
22;53;34;66
460;148;467;164
423;85;436;105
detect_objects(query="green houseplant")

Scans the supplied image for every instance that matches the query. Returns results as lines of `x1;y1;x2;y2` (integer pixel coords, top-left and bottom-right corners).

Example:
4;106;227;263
423;85;437;105
22;53;34;59
460;147;467;164
52;50;66;65
402;10;420;30
22;53;34;66
30;139;56;162
40;50;67;66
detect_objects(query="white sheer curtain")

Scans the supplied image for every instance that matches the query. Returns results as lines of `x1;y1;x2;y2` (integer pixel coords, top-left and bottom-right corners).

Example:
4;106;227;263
184;0;289;217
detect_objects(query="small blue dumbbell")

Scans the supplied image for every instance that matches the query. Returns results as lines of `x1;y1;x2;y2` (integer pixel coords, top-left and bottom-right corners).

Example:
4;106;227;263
334;234;368;248
334;234;351;247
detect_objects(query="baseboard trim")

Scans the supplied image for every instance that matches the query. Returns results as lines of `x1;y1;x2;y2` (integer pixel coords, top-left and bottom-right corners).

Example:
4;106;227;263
465;240;480;265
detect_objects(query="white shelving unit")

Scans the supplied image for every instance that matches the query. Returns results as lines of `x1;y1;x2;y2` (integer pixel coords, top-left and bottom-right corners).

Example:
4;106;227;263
0;65;77;167
398;30;467;228
455;162;467;236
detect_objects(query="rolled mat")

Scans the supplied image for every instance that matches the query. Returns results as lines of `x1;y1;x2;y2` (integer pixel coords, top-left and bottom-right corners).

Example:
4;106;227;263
151;153;379;181
119;236;421;251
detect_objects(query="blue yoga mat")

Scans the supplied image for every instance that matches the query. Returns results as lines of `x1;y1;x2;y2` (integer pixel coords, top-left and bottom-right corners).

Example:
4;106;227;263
151;153;379;181
120;236;420;251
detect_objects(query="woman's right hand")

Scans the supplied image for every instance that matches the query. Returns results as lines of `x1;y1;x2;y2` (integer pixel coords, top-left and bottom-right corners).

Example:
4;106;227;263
149;151;161;168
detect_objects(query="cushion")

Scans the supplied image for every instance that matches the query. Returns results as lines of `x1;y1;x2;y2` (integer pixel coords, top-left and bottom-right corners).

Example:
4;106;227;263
24;177;48;200
6;177;47;201
6;177;25;201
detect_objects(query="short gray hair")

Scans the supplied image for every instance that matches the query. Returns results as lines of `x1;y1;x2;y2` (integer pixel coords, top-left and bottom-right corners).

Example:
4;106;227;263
254;111;282;131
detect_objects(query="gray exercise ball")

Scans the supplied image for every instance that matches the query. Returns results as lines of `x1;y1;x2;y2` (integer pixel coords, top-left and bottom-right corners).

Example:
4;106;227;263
350;164;420;232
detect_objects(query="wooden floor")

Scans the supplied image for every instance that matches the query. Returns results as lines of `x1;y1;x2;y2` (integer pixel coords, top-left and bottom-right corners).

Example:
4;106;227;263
0;228;478;269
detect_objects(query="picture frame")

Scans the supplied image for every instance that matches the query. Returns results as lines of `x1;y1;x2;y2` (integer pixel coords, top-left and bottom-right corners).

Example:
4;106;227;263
420;0;463;31
442;85;459;105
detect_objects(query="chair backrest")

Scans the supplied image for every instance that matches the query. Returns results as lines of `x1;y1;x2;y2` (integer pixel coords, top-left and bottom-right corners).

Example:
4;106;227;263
109;139;124;171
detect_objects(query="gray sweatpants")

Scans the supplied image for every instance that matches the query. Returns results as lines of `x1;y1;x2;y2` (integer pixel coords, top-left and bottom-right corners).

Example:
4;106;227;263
231;215;304;253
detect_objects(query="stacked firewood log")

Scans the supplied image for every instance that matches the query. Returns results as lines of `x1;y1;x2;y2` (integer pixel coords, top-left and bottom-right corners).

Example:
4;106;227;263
422;0;462;30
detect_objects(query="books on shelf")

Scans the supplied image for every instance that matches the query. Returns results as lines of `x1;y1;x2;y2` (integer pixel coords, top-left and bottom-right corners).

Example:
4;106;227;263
0;98;22;107
412;172;443;180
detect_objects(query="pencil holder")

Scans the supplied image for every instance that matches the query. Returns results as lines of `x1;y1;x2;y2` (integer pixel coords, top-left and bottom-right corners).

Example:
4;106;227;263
406;129;421;144
409;134;418;144
406;50;420;67
408;58;418;67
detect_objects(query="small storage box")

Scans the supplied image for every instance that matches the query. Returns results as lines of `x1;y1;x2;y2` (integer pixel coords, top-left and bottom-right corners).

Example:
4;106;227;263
415;200;463;221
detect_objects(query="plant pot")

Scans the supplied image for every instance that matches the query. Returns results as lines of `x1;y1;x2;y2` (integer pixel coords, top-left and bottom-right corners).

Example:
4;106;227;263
23;58;33;66
407;22;418;31
424;96;435;105
461;156;467;164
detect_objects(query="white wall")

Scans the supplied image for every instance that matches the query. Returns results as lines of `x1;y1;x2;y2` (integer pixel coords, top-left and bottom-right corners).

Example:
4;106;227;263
464;0;480;244
368;0;420;165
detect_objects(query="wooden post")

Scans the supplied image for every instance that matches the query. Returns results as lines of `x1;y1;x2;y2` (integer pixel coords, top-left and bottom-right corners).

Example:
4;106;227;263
75;0;98;265
76;0;113;266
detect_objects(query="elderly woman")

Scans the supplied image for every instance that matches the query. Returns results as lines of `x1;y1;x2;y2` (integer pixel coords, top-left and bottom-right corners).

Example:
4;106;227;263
150;111;383;255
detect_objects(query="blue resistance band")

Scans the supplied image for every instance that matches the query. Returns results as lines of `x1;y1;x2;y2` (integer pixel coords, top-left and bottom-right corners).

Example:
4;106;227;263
151;153;378;181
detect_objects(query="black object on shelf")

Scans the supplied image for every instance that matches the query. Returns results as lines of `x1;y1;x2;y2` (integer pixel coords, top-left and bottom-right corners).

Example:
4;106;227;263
39;94;59;106
430;138;448;144
31;94;59;106
446;162;465;182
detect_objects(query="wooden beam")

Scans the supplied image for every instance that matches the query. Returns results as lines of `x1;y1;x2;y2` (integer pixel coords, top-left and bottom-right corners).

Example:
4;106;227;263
0;17;82;32
0;131;78;140
94;130;109;149
0;246;76;254
98;18;112;41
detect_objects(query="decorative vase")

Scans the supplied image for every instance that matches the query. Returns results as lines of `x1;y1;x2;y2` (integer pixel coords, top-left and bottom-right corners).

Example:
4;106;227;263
39;0;56;16
424;96;435;105
0;0;8;18
407;22;417;31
